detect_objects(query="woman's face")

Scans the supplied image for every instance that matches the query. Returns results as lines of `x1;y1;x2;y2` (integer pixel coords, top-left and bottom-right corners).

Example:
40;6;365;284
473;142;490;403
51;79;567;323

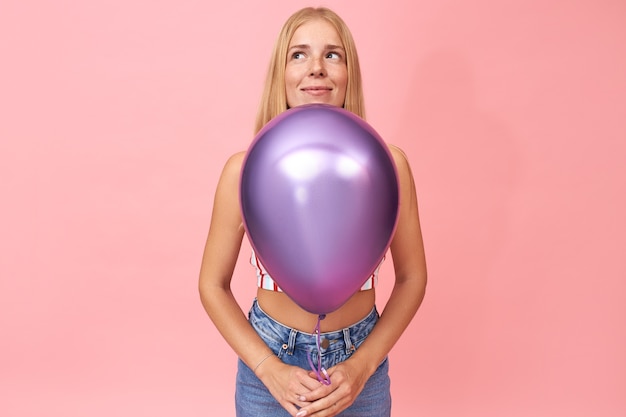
285;19;348;108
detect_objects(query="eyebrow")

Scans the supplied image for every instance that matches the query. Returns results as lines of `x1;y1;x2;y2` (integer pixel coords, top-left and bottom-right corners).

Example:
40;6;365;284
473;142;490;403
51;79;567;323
288;44;345;51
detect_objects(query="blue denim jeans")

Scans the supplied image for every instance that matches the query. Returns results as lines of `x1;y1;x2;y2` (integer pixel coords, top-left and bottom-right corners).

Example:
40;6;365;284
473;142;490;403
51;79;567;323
235;299;391;417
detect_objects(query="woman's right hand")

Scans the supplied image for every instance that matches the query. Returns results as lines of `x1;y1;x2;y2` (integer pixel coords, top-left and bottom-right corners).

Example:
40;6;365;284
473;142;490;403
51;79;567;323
256;357;332;416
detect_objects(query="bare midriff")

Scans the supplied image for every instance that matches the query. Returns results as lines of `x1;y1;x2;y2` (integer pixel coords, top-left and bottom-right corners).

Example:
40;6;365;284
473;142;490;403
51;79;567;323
256;288;376;333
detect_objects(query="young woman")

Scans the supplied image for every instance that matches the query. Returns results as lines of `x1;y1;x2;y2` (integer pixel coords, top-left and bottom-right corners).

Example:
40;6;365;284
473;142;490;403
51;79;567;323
199;7;427;417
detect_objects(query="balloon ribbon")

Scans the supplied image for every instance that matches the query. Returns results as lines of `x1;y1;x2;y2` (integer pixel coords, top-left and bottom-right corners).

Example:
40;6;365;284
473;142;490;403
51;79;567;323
307;314;331;385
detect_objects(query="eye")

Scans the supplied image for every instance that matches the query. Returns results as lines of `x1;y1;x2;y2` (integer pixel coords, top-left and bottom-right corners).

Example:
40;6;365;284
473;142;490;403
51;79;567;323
291;51;305;60
326;51;342;60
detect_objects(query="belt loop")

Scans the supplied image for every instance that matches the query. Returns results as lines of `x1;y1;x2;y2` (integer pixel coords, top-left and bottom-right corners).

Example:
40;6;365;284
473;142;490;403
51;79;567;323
287;329;298;355
342;328;355;354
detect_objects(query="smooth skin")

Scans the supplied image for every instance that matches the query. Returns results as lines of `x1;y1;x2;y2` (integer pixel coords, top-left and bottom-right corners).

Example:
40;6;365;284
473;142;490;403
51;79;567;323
199;19;427;417
285;19;348;108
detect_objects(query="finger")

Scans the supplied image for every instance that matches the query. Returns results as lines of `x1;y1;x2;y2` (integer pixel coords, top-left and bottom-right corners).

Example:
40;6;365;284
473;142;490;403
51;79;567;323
280;392;313;416
297;379;336;403
306;370;340;398
292;376;324;404
296;397;344;417
292;387;314;405
280;400;300;417
297;372;328;392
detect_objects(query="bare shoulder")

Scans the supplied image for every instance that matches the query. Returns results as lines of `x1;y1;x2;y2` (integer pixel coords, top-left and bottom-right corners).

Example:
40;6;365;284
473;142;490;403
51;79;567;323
387;143;407;158
386;143;412;175
224;151;247;172
217;151;247;184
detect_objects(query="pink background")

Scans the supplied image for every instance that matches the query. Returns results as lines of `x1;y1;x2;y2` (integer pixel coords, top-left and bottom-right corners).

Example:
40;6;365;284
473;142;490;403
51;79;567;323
1;0;625;416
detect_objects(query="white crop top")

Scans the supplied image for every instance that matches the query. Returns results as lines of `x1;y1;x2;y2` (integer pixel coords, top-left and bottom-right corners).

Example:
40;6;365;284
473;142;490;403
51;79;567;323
251;249;383;292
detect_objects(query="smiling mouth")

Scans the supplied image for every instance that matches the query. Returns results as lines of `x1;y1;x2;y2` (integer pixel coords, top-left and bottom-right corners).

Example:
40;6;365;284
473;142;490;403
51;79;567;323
301;87;332;96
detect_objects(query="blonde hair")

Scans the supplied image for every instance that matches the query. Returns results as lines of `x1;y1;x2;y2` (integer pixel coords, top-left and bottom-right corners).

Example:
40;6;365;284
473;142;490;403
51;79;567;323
254;7;365;133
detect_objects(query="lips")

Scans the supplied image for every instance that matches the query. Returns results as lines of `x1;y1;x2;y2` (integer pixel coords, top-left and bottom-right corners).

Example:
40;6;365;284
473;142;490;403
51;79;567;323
301;86;333;97
301;86;332;91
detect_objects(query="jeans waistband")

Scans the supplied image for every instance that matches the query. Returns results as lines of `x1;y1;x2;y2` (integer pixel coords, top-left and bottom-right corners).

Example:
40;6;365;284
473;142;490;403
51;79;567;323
249;299;378;356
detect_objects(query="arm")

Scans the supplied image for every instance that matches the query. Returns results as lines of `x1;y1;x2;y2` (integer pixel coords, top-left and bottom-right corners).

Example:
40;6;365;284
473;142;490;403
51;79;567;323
298;145;428;417
351;145;428;372
198;152;270;367
198;152;322;416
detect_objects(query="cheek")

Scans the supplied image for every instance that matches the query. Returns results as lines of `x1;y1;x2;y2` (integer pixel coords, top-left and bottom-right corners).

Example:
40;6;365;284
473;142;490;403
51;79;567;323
284;66;300;87
337;71;348;94
284;73;300;103
284;72;294;88
284;70;298;106
335;68;348;89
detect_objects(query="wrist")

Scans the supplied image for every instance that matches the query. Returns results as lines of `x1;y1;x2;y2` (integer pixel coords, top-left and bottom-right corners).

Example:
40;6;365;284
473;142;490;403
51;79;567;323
253;353;274;374
253;354;281;379
348;350;380;379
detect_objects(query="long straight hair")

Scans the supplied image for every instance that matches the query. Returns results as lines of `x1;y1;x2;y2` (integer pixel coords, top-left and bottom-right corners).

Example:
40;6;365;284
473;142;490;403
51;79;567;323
254;7;365;133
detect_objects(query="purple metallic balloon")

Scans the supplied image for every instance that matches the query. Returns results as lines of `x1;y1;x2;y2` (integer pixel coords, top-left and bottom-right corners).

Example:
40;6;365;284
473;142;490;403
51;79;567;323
240;104;399;315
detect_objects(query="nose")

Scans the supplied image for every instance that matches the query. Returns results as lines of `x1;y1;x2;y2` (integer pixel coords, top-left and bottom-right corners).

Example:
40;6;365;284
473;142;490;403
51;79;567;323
309;57;326;77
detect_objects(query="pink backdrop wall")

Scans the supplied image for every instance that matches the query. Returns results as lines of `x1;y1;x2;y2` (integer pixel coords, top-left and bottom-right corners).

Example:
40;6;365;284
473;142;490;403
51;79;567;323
1;0;624;416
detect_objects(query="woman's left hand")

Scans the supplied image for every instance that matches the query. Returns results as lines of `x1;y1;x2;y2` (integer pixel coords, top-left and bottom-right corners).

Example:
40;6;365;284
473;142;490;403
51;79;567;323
295;359;370;417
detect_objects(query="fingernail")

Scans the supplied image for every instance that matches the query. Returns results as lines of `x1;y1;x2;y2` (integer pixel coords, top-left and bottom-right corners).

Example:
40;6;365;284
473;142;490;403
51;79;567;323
296;410;307;417
298;395;307;402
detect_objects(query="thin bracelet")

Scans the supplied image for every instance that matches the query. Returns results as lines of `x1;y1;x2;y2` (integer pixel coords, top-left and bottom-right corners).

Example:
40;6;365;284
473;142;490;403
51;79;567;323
253;353;274;373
